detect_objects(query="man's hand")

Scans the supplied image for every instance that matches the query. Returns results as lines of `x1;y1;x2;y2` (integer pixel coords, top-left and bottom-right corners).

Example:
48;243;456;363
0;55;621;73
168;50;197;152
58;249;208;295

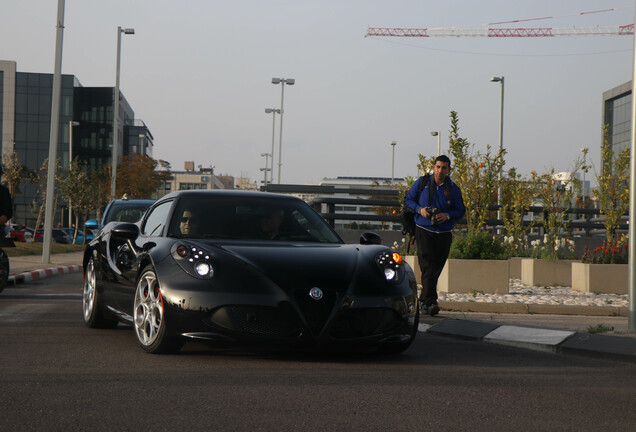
433;213;450;224
419;207;431;218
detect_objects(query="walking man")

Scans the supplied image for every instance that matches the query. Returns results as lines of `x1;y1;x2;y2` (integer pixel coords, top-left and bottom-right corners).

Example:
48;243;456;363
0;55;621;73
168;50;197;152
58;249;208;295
404;155;465;316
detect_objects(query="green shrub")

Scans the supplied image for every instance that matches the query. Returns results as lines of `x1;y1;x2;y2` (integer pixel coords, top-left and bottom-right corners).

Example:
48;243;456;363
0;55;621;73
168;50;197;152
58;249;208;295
450;231;507;260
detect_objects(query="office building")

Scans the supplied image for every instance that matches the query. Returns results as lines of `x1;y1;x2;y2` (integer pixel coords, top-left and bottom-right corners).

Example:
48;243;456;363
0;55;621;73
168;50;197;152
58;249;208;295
0;60;152;226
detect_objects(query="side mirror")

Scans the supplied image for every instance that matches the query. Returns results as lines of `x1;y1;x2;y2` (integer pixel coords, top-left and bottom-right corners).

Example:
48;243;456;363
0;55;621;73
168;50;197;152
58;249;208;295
111;223;139;240
360;232;382;245
85;219;98;230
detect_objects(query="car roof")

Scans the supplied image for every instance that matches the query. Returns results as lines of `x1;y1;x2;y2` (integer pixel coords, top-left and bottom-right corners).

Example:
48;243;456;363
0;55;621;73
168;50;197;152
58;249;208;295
158;189;301;203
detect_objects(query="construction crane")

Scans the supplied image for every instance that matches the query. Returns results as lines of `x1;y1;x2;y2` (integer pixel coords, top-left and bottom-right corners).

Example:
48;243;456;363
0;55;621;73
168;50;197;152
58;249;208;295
365;24;634;38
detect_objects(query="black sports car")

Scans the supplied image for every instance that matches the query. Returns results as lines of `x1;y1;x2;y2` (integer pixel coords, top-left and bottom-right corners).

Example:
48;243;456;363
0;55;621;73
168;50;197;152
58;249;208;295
82;190;419;354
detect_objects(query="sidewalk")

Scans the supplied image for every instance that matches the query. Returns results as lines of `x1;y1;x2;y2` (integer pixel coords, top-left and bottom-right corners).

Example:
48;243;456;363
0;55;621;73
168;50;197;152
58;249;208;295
3;251;636;363
7;251;84;284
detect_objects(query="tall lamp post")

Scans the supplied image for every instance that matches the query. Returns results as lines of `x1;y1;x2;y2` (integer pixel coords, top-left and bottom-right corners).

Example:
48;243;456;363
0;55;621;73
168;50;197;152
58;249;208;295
271;78;295;184
111;26;135;200
68;120;79;226
264;108;280;184
390;141;397;183
581;147;589;203
260;152;271;187
42;0;66;264
430;131;440;156
490;76;505;231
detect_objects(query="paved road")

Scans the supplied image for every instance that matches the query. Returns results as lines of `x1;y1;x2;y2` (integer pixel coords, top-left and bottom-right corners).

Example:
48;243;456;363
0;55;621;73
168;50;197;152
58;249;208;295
2;273;636;431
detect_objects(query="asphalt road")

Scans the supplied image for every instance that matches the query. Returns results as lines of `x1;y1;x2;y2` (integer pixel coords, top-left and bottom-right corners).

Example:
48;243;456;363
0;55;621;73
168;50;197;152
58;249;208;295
1;273;636;432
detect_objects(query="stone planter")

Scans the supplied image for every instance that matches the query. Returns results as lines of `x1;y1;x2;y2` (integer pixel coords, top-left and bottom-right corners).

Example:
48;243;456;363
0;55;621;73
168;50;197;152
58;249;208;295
508;257;524;279
403;255;421;283
520;259;575;287
571;262;628;294
438;259;509;294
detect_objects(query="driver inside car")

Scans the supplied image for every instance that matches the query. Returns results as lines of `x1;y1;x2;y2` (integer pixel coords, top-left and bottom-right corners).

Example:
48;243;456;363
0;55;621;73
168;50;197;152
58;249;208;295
254;208;284;239
179;209;197;235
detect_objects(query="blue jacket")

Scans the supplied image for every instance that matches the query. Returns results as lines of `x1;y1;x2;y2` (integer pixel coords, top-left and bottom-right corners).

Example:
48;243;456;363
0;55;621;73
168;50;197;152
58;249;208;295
404;175;465;233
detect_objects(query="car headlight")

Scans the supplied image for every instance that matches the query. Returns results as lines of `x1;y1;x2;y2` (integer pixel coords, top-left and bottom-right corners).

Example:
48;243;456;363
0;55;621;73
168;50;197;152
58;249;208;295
172;244;214;279
376;251;402;282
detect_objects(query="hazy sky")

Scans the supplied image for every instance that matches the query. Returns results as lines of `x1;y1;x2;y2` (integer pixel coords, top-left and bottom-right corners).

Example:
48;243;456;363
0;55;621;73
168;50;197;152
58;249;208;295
2;0;635;185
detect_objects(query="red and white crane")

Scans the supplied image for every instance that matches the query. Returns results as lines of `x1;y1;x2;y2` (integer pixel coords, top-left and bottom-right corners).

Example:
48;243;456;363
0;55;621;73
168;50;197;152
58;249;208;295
365;24;634;38
365;7;633;38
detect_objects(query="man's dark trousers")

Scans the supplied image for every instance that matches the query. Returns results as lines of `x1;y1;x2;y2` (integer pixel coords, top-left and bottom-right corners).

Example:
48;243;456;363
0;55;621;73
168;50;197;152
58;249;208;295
415;226;452;306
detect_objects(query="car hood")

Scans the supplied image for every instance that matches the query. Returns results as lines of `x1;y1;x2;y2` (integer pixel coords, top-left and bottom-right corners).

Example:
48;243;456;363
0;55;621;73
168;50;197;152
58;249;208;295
205;242;374;293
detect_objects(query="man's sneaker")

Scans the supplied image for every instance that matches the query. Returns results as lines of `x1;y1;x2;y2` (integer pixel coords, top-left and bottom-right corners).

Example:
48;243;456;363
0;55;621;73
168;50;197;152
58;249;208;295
427;303;440;317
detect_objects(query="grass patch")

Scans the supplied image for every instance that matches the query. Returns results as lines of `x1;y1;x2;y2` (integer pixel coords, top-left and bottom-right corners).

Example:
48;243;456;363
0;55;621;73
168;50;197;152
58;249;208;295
3;242;85;257
586;324;614;334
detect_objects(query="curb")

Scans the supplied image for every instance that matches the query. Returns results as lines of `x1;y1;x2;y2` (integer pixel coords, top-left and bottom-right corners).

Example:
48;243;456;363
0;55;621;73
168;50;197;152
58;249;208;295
438;300;628;317
8;265;83;284
419;319;636;364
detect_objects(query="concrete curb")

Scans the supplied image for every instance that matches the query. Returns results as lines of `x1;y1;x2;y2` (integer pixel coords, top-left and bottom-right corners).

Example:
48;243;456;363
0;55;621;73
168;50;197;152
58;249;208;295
438;300;628;317
8;265;83;284
420;319;636;364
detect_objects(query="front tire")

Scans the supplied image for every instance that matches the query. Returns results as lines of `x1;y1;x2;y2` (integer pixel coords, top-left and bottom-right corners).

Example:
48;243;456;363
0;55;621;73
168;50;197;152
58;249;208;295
83;258;118;328
134;266;183;354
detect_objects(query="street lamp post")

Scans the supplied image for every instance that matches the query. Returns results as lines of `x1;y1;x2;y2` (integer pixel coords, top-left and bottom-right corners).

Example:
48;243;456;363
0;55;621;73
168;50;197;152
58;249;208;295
68;120;79;227
260;152;271;187
271;78;295;184
111;26;135;200
581;147;589;203
390;141;396;183
490;76;505;230
264;108;280;184
430;131;440;156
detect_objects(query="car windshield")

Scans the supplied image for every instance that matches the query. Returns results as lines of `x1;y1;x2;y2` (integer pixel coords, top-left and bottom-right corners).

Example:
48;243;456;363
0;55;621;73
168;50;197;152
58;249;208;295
104;202;152;224
166;195;342;244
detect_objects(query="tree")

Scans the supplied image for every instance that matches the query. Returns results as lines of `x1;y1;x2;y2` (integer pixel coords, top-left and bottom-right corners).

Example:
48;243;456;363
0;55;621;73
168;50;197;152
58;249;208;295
28;158;63;230
446;111;505;233
60;157;95;243
594;124;630;244
2;151;26;221
500;168;539;257
114;154;171;199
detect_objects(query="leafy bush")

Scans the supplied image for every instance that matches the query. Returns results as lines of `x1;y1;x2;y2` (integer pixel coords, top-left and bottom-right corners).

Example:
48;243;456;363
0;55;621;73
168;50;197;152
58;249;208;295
449;231;507;260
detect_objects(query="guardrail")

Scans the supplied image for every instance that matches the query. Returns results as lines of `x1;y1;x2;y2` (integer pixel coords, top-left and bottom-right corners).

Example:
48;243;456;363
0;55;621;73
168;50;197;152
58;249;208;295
261;184;625;236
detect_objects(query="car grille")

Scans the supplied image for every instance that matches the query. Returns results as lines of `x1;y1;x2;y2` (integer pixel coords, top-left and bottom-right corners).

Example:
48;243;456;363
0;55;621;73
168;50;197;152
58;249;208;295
294;288;337;337
328;308;402;339
209;306;301;338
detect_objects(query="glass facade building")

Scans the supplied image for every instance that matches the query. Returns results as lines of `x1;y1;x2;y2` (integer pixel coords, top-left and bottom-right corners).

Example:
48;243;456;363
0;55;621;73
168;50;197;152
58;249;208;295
0;60;153;226
602;81;632;157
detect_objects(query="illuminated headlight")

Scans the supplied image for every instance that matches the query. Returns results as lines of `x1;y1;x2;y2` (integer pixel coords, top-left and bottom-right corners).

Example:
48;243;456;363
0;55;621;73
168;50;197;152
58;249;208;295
172;243;215;279
194;261;213;277
376;251;402;282
384;267;397;281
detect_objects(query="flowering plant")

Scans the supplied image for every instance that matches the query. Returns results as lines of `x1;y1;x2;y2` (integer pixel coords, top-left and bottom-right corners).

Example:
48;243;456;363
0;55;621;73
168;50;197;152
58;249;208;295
391;237;416;256
530;234;575;260
449;230;506;260
582;240;628;264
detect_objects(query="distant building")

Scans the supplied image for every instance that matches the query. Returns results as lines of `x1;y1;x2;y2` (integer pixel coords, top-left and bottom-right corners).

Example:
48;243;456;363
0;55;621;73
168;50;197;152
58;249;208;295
319;176;404;230
602;81;631;158
0;60;152;226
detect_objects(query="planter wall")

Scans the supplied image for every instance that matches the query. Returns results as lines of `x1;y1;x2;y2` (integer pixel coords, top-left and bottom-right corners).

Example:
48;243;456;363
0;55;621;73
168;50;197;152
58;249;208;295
403;255;421;283
520;259;575;287
438;259;509;294
508;257;524;279
571;262;628;294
